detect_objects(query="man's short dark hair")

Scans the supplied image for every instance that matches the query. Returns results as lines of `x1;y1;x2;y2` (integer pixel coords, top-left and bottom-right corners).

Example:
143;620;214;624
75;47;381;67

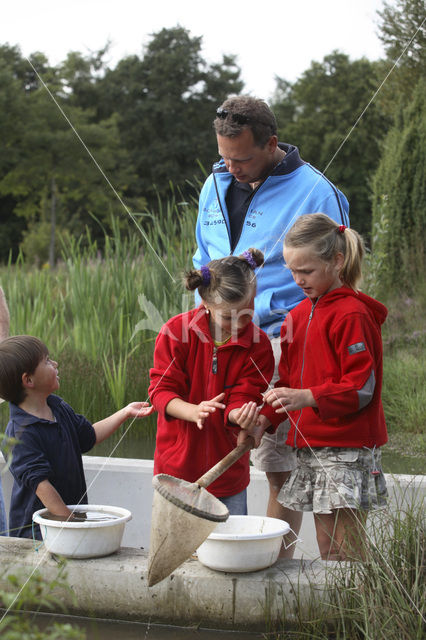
213;95;277;147
0;336;48;405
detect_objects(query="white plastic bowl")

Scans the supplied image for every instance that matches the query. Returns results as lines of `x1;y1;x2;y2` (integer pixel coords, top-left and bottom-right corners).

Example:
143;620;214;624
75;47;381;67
197;515;290;572
32;504;132;558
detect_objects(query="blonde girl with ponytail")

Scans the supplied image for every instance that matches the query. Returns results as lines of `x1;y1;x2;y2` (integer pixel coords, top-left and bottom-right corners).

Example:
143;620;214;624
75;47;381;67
259;213;388;561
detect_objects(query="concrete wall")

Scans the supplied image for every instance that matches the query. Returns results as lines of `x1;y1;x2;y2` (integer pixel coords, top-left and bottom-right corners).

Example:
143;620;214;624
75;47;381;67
1;454;424;559
0;537;331;630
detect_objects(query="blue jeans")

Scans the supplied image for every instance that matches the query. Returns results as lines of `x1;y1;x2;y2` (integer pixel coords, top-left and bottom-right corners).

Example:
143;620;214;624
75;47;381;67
0;478;7;536
217;488;247;515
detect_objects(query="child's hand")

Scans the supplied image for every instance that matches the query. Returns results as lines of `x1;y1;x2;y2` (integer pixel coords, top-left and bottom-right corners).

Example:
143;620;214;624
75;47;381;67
231;402;270;448
94;402;155;444
236;428;256;448
235;414;269;449
263;387;316;412
247;413;272;448
123;402;155;419
229;402;260;430
193;392;226;429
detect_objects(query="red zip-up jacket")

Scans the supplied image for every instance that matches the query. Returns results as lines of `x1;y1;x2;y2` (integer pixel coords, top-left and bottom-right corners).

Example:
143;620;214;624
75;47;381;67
262;287;388;449
149;306;274;497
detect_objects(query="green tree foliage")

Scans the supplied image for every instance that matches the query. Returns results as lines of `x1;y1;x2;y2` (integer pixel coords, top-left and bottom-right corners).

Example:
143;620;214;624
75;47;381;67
371;78;425;292
369;0;425;290
59;46;110;113
0;29;243;263
378;0;425;70
271;52;391;236
0;45;141;263
375;0;426;117
98;26;243;200
0;45;33;258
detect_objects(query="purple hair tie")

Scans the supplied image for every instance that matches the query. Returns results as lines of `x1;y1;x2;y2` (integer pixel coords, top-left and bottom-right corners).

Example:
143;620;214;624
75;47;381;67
200;265;211;286
242;250;257;270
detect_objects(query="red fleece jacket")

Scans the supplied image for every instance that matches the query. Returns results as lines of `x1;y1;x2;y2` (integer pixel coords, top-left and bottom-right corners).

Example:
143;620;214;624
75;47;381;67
262;287;388;449
149;306;274;497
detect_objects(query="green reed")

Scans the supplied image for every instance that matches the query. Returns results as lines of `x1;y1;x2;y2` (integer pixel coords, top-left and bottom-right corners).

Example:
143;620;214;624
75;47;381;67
0;559;86;639
1;194;424;455
269;481;425;639
0;197;198;431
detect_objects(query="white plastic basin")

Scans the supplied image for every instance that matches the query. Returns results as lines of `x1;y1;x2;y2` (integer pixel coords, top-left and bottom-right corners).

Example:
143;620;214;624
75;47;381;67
32;504;132;558
197;515;290;572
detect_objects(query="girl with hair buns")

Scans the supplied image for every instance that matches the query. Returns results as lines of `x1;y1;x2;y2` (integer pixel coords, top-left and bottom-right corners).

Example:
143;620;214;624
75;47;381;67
149;249;274;515
260;213;388;560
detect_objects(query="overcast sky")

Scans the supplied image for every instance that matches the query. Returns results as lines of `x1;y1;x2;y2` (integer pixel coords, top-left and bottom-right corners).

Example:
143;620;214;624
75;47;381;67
3;0;386;98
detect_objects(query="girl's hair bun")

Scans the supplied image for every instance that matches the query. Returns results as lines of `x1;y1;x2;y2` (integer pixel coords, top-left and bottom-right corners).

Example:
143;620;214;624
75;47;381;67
240;247;264;269
183;248;263;303
185;268;204;291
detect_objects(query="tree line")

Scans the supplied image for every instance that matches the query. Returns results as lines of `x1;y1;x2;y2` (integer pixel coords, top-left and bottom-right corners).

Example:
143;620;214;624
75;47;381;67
0;0;424;288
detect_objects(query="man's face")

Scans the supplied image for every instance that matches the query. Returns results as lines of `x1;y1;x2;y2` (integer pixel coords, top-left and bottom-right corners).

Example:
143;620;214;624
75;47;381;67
217;129;277;185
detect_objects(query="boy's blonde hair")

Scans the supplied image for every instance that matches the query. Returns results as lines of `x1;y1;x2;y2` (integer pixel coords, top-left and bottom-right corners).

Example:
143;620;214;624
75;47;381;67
285;213;364;290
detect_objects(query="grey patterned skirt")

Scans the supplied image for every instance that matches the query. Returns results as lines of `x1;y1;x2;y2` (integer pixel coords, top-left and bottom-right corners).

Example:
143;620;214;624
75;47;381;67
277;446;388;514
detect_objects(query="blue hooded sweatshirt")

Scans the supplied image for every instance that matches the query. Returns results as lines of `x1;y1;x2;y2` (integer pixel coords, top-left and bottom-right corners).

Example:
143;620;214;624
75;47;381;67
193;143;349;336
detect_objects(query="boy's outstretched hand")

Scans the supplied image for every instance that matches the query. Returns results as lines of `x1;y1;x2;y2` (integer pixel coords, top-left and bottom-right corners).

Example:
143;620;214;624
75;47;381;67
123;401;155;419
93;401;155;444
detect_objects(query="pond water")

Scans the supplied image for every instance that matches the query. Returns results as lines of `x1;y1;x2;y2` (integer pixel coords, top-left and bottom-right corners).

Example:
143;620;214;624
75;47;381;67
27;611;264;639
91;431;425;476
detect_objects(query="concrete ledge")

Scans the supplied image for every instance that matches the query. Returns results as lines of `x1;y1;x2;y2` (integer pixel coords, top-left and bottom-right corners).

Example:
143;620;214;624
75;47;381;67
2;454;424;558
0;537;328;630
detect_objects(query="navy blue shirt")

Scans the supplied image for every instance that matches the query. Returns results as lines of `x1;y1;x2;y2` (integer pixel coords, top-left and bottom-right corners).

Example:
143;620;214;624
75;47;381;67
225;178;261;252
3;394;96;539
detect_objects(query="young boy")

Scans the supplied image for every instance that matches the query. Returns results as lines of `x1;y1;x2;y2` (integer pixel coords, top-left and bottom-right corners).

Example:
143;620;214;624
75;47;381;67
0;335;153;539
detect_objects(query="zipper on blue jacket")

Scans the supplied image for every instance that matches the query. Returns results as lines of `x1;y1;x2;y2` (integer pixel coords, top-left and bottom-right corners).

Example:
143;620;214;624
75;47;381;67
212;173;264;254
213;174;232;252
294;299;318;448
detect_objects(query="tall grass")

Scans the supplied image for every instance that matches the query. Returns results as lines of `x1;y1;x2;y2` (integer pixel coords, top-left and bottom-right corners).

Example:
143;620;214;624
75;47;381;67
378;283;426;451
0;198;198;436
269;484;425;639
1;197;425;460
363;260;426;450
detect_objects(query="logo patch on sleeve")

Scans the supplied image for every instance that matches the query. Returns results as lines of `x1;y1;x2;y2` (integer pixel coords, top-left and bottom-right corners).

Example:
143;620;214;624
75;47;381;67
348;342;366;355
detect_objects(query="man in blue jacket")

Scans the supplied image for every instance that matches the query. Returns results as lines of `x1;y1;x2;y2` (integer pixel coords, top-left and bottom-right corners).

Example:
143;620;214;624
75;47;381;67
193;95;350;556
